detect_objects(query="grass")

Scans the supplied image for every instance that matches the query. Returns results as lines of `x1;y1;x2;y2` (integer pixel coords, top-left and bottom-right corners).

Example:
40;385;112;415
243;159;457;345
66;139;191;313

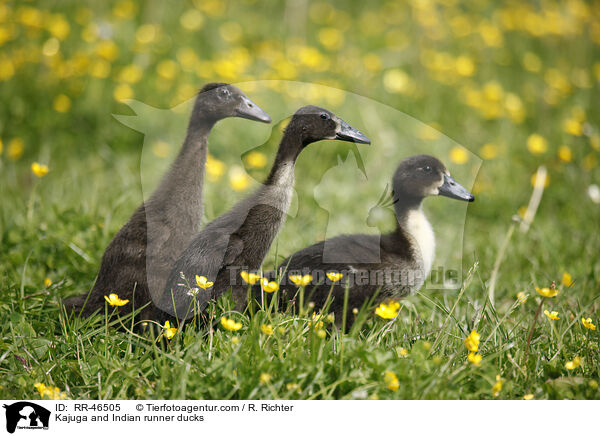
1;0;599;400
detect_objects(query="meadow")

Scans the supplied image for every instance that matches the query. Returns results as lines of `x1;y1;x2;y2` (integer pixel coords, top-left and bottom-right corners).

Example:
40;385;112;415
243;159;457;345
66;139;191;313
0;0;599;400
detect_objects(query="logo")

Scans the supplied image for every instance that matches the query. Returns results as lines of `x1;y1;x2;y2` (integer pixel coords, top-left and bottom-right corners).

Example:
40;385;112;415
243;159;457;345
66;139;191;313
2;402;50;434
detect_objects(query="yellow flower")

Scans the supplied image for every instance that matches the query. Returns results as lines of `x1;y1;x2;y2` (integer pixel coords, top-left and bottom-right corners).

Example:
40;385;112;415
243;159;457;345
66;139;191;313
326;272;343;282
581;317;596;330
206;154;226;182
289;274;313;287
309;313;324;330
523;394;534;400
384;371;399;391
464;330;480;352
315;328;327;339
383;68;414;95
286;382;300;392
34;382;67;400
31;162;49;178
318;27;344;50
467;352;482;366
220;316;242;331
53;94;71;113
561;272;574;287
449;146;469;164
240;271;261;285
565;356;582;370
103;293;129;306
536;287;559;298
244;151;268;169
113;0;137;20
229;166;250;191
260;278;279;293
156;59;178;81
162;320;177;340
180;9;204;31
375;301;401;319
261;324;274;335
195;275;213;290
375;301;400;319
231;336;240;345
114;83;133;101
397;347;408;357
526;134;548;155
543;310;560;320
480;143;499;160
516;291;528;304
557;146;572;163
563;118;583;136
43;277;52;287
492;374;503;397
259;372;271;385
8;138;24;160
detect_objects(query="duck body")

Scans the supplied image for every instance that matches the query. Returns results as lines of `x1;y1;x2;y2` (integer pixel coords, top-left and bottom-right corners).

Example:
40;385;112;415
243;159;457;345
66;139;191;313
159;105;370;319
269;155;474;322
63;83;271;317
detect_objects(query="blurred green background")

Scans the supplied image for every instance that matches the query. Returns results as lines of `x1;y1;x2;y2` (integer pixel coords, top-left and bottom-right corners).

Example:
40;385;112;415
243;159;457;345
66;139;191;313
0;0;599;400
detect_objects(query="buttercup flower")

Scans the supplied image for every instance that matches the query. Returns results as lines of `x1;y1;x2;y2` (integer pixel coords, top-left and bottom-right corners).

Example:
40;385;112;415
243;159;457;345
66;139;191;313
104;293;129;306
195;275;213;290
261;324;273;335
309;313;324;330
464;330;480;352
260;278;279;293
536;287;559;298
326;272;343;282
289;274;312;287
516;291;528;304
397;347;408;357
492;374;504;397
468;352;482;366
581;317;596;330
240;271;261;285
43;277;52;287
384;371;399;391
562;272;574;287
221;316;242;331
375;301;400;319
565;356;582;370
34;382;67;400
523;394;534;400
544;310;560;320
31;162;49;178
259;373;272;384
162;320;177;339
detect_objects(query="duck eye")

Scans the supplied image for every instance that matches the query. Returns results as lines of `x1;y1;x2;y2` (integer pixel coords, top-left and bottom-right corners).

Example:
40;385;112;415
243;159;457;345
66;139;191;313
320;114;329;120
218;88;231;98
422;165;432;172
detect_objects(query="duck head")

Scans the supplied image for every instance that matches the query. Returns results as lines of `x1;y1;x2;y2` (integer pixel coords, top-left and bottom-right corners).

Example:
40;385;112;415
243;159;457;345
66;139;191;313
392;155;474;203
287;105;371;147
192;82;272;124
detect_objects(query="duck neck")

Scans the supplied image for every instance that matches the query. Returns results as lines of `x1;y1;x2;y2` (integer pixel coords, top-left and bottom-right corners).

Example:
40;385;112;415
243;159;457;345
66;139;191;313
393;193;424;228
265;128;303;186
148;117;215;221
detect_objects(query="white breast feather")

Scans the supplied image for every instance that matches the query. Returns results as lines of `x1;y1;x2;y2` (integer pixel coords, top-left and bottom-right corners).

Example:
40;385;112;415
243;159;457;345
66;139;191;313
405;209;435;277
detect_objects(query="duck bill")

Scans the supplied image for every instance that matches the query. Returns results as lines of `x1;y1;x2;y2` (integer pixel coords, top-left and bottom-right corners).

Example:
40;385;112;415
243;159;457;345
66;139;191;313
335;119;371;144
236;96;272;123
438;174;475;202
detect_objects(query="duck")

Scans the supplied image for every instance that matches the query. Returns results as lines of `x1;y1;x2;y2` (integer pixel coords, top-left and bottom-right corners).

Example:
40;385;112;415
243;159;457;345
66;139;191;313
158;105;370;319
267;155;474;323
63;83;272;317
